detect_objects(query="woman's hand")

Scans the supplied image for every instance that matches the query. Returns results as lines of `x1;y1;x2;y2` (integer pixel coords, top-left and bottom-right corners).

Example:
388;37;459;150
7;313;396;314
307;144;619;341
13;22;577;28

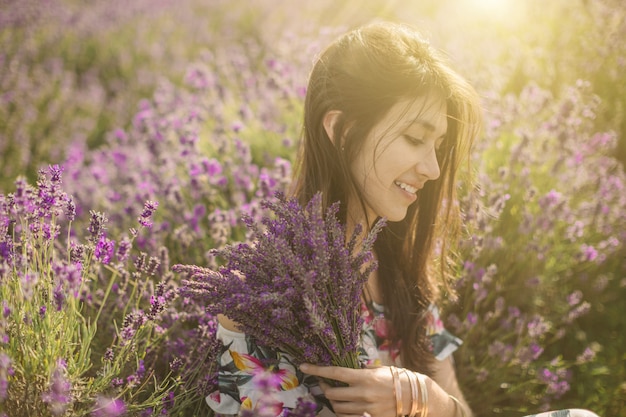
299;363;405;417
300;363;465;417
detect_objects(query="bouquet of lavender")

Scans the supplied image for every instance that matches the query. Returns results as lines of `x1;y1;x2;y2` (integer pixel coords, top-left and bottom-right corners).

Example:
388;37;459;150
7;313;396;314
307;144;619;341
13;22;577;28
176;192;385;369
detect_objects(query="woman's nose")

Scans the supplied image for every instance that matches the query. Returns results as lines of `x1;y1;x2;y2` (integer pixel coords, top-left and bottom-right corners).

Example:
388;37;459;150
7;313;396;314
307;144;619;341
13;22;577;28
418;148;441;181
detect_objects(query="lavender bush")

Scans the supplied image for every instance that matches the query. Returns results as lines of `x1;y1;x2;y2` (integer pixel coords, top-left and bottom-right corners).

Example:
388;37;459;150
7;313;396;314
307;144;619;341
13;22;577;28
0;167;179;416
177;192;385;369
446;81;626;415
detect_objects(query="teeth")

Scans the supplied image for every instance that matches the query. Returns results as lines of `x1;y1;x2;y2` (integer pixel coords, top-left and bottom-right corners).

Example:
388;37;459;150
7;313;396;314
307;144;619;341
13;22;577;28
395;181;418;194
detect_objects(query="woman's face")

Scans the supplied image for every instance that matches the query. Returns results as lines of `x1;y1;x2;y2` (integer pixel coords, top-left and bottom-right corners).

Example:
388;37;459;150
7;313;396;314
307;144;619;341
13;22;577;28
349;96;447;224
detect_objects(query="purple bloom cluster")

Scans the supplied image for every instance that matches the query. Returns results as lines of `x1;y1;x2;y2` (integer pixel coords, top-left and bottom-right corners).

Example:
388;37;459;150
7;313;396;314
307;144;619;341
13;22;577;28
42;359;72;416
92;395;127;417
0;166;181;415
177;192;385;368
0;354;13;402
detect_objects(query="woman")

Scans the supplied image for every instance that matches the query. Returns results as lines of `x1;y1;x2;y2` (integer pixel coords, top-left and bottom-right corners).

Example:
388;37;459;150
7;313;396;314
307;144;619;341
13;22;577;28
209;21;599;417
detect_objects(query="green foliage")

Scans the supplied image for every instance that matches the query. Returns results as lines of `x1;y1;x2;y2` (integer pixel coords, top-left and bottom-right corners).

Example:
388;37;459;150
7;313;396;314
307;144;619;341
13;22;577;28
0;172;178;416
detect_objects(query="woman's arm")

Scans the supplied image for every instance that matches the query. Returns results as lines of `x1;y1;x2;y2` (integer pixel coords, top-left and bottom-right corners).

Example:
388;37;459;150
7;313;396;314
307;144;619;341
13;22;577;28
430;356;472;417
218;313;243;332
300;363;467;417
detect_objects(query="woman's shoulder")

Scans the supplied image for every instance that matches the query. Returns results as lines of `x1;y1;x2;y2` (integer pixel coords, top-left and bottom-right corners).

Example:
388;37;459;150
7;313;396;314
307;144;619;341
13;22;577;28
218;314;244;333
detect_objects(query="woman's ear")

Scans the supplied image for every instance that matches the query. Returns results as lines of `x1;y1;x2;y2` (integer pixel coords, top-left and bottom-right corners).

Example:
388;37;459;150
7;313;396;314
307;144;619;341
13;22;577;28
323;110;342;145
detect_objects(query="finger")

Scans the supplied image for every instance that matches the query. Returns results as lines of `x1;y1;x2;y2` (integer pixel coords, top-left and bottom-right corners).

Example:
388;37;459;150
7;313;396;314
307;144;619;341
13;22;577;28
318;380;331;391
300;363;360;383
323;385;366;402
330;401;370;416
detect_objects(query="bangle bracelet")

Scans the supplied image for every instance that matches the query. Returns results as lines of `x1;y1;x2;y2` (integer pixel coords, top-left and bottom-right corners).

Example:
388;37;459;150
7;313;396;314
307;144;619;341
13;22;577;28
390;366;403;417
389;367;398;417
415;372;428;417
449;395;468;417
404;369;419;417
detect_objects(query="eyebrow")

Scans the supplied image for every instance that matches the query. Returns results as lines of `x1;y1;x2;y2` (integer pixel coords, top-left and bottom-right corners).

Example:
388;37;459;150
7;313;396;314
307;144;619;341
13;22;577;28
407;120;447;138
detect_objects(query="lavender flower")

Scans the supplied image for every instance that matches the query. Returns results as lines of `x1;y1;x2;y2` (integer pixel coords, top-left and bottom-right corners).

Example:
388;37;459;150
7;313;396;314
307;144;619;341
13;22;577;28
177;192;385;369
94;235;115;264
42;359;72;416
162;390;175;414
138;200;159;228
285;396;318;417
88;210;108;244
92;396;127;417
0;353;13;402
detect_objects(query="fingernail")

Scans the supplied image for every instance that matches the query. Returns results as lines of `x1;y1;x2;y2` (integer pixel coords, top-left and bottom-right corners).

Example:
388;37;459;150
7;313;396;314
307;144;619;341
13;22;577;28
300;364;310;372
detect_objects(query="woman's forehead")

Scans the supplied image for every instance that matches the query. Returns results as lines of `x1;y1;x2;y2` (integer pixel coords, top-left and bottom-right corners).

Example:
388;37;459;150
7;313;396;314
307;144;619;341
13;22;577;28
389;97;448;134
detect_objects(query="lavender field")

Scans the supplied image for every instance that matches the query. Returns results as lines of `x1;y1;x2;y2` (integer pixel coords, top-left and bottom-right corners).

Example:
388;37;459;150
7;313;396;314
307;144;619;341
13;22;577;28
1;0;625;416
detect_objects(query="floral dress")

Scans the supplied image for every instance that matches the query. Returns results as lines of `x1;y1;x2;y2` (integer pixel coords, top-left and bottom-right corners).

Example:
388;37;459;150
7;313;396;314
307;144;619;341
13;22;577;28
206;301;461;416
206;303;599;417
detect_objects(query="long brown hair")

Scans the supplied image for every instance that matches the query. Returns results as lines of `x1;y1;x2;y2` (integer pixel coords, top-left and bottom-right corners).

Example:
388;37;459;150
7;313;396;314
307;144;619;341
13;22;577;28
291;21;482;373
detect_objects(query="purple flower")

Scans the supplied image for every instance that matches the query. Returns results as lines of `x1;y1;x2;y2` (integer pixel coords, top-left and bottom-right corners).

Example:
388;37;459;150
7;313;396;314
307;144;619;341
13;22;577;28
48;165;63;184
92;396;126;417
537;365;572;399
487;340;513;363
566;290;583;306
2;301;10;318
87;210;108;244
580;244;598;262
116;237;132;263
0;240;13;264
285;396;317;417
19;272;39;300
576;346;597;364
95;235;115;264
140;408;154;417
177;192;385;369
538;189;563;210
251;370;283;393
161;390;175;412
42;359;72;416
52;261;83;297
104;348;114;362
518;343;544;364
53;284;66;311
466;312;478;326
527;316;550;338
138;200;159;228
0;353;14;401
136;359;146;379
565;301;591;324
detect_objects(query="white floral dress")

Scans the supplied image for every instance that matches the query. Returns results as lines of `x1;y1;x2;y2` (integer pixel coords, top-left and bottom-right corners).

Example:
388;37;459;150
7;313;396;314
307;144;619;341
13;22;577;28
206;301;462;416
205;302;599;417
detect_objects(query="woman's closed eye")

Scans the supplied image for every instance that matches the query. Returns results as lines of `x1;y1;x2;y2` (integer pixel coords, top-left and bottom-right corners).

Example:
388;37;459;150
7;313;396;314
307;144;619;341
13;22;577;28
403;134;425;146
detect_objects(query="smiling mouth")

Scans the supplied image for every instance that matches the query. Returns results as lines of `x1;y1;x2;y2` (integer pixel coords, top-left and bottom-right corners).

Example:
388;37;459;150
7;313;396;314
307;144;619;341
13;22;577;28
394;181;419;194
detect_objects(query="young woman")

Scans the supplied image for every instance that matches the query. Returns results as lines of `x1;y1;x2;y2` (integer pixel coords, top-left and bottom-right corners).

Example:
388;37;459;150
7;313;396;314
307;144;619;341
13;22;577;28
208;21;600;417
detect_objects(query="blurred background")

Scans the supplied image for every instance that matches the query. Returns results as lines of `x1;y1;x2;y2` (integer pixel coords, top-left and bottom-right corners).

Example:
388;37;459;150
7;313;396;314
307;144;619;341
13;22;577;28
2;0;625;189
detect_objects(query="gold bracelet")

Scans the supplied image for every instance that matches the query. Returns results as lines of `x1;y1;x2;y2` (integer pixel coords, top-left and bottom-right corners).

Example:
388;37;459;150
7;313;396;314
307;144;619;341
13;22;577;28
389;367;397;414
415;372;428;417
404;369;419;417
390;366;403;417
449;395;468;417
